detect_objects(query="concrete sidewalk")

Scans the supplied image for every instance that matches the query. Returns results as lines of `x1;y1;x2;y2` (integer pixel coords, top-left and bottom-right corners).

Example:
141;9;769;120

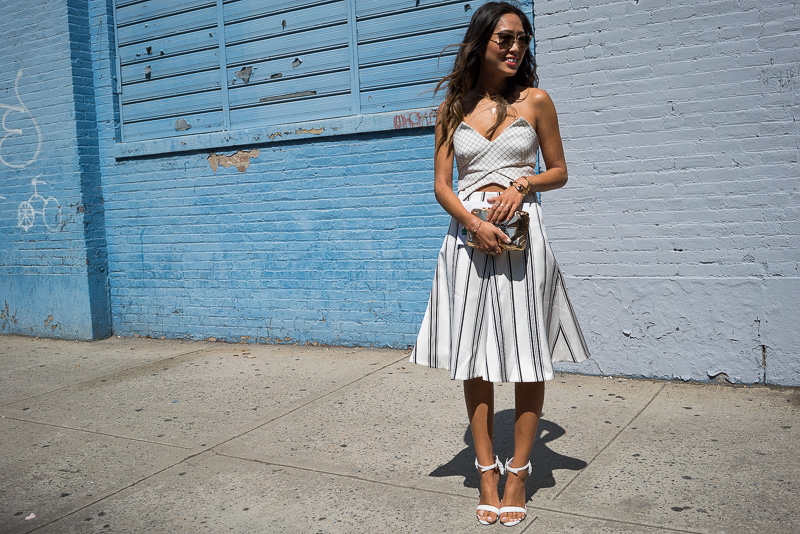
0;335;797;533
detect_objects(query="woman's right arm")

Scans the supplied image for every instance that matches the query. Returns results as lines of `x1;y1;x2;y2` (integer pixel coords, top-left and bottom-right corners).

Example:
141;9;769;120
432;106;510;256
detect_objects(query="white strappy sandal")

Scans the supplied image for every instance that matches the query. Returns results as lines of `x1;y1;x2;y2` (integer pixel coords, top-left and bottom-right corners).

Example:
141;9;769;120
475;455;505;525
499;457;532;527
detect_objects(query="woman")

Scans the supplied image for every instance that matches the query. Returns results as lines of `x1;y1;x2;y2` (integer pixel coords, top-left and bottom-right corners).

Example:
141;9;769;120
409;2;590;527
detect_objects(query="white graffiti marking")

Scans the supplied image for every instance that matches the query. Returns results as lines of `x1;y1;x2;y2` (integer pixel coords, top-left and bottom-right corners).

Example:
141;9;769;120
17;176;62;232
0;69;42;169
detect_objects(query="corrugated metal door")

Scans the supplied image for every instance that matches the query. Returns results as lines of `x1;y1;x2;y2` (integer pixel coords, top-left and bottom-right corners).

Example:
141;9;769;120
113;0;531;142
224;0;354;130
115;0;225;141
357;0;478;114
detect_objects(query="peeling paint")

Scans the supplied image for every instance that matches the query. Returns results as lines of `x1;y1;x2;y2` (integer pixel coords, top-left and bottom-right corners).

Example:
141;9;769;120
1;301;18;331
175;118;191;131
295;127;323;135
144;65;151;80
707;371;732;384
208;149;260;173
235;66;252;84
268;131;291;141
291;58;302;68
44;314;61;331
270;72;282;79
259;90;316;103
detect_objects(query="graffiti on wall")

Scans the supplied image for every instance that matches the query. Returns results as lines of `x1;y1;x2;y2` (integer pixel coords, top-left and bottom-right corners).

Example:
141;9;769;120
17;176;62;232
1;69;62;232
1;70;42;169
393;109;437;130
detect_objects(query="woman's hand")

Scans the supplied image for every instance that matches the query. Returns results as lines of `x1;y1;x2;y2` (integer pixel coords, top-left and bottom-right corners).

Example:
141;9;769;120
470;218;511;256
486;185;526;223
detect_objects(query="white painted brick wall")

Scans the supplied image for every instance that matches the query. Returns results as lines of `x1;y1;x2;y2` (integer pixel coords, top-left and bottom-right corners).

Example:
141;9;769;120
534;0;799;384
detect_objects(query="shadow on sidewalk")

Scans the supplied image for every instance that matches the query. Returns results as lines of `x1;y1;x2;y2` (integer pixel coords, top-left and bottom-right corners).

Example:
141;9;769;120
429;408;587;501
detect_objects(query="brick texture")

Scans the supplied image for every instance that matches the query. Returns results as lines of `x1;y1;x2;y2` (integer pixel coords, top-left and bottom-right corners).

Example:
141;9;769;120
100;131;444;347
3;0;796;384
86;3;447;349
535;0;799;384
0;0;109;339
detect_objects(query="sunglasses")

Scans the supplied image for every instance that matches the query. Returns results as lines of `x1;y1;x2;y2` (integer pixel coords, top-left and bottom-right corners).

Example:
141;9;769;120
490;32;532;49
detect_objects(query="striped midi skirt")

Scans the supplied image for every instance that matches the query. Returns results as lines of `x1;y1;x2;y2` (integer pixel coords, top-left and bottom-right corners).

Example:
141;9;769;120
409;192;590;383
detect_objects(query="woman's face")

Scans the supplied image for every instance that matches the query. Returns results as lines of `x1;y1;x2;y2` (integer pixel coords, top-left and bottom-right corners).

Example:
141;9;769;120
481;13;526;80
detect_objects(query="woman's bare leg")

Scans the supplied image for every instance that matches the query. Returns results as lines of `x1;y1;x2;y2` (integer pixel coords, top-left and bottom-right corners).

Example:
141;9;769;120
500;381;545;524
464;377;499;523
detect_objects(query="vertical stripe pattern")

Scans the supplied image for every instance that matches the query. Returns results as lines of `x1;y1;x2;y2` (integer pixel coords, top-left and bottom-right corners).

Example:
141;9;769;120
410;192;590;383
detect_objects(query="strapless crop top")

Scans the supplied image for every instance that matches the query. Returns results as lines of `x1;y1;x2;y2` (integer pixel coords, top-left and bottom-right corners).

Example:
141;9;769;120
453;116;539;199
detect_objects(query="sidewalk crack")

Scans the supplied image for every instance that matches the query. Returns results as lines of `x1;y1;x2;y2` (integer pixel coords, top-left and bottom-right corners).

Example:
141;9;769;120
551;381;668;500
0;416;193;450
207;354;408;453
0;346;216;408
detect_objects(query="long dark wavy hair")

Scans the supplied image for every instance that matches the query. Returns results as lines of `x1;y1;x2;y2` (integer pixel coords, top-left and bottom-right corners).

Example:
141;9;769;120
434;2;538;154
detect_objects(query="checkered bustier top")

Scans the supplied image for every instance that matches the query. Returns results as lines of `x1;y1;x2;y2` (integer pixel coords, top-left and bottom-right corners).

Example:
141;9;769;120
454;116;539;199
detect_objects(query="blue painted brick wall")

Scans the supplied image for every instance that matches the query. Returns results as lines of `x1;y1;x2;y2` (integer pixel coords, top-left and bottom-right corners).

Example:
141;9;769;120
100;129;445;347
0;0;110;339
70;0;111;339
85;0;454;348
83;1;453;349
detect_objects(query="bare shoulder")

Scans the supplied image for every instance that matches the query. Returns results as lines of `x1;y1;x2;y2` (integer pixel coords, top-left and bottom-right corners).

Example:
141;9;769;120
518;87;555;109
434;101;451;132
515;87;558;130
435;101;447;121
513;86;554;121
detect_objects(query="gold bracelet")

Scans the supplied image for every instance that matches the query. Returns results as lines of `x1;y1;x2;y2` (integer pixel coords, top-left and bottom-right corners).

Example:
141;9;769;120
472;219;483;233
510;180;529;196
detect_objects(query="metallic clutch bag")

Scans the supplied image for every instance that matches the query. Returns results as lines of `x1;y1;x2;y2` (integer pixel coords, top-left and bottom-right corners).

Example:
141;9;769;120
466;208;529;251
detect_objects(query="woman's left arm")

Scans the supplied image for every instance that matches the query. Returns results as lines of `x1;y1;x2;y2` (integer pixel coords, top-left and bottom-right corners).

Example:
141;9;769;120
487;88;568;223
527;88;568;192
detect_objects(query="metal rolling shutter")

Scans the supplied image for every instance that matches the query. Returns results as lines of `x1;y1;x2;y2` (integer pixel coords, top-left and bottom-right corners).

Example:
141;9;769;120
224;0;353;130
113;0;519;142
115;0;224;141
356;0;478;114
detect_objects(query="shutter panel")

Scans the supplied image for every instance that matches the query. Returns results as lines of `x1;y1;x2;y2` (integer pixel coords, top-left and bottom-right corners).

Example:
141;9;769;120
223;0;353;130
356;1;482;114
115;0;224;141
113;0;532;144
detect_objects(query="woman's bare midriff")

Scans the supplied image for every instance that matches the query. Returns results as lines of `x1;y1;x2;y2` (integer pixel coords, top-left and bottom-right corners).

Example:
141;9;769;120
477;184;506;192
